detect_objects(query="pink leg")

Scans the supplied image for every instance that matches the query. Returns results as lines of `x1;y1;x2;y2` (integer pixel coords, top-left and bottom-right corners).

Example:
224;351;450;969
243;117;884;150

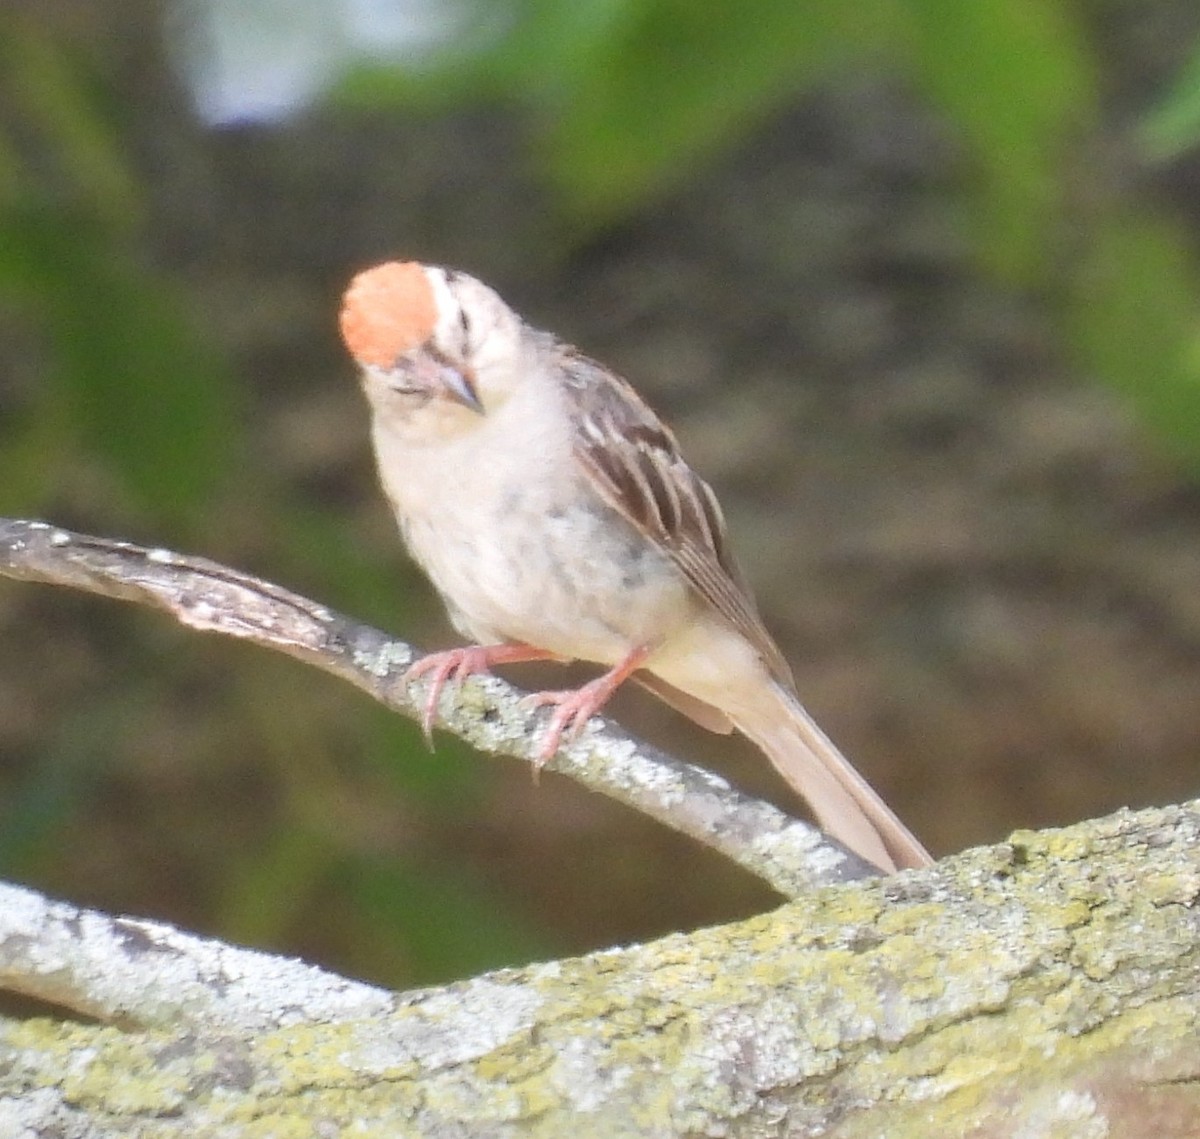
522;645;652;770
406;643;560;742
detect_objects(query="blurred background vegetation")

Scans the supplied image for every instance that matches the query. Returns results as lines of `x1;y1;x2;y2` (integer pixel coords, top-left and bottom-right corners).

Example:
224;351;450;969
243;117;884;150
2;0;1200;991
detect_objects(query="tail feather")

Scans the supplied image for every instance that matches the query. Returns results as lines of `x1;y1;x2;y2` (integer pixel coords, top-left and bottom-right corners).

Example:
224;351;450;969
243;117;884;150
733;686;932;874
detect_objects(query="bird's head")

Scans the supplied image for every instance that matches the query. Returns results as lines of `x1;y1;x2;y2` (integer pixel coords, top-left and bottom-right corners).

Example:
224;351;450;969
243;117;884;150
339;261;527;435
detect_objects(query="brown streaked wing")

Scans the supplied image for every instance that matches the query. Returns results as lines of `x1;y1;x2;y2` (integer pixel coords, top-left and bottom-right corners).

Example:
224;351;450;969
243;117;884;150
558;348;794;690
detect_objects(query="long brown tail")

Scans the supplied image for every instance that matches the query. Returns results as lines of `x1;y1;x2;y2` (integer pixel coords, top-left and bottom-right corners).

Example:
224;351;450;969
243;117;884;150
733;685;932;873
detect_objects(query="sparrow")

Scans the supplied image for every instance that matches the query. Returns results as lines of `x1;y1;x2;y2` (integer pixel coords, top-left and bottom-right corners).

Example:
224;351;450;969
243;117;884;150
339;260;932;873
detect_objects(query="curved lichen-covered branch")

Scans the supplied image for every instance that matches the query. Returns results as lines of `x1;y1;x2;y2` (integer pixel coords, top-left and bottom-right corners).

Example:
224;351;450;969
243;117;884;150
0;517;878;897
1;802;1198;1136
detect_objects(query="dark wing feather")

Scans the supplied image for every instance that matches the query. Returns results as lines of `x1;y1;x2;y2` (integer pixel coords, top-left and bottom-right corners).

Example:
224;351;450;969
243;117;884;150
557;347;794;690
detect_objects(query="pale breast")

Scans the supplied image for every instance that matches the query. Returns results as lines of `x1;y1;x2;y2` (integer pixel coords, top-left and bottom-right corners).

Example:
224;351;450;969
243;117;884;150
372;385;695;666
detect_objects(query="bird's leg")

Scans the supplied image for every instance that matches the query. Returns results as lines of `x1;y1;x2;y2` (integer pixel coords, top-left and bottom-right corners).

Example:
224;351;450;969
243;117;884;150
522;645;652;770
405;643;562;742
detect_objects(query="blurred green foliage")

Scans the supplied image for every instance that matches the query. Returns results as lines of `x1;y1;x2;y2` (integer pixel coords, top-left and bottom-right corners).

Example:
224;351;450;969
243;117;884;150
2;0;1200;987
0;18;233;528
3;209;241;526
1143;37;1200;158
904;0;1095;282
345;0;1200;459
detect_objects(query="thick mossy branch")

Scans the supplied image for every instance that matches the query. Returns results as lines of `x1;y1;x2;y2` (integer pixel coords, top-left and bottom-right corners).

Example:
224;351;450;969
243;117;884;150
1;802;1198;1136
0;517;879;895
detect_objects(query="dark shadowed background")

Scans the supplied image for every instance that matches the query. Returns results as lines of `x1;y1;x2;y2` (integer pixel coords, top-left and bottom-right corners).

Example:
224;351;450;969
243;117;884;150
3;0;1200;990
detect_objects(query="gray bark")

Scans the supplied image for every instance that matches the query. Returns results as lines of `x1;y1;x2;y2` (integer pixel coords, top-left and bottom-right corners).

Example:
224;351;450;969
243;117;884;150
1;801;1197;1137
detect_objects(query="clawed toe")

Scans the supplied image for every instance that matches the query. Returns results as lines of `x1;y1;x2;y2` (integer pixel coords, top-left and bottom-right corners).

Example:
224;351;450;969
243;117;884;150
404;644;647;775
405;647;493;743
521;681;611;769
404;642;560;743
520;646;651;774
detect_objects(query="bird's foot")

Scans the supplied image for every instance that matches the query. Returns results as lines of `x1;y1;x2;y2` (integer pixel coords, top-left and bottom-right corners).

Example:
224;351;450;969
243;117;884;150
521;645;651;775
405;643;555;742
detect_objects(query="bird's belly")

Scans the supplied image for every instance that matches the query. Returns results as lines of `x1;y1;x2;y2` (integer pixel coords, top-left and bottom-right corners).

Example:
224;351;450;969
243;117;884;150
401;489;692;665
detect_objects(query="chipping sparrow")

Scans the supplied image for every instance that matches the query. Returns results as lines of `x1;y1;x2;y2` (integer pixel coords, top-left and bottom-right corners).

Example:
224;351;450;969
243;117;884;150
339;261;932;873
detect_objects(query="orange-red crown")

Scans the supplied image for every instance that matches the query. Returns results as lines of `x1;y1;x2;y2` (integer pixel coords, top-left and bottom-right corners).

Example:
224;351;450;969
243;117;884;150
339;261;437;368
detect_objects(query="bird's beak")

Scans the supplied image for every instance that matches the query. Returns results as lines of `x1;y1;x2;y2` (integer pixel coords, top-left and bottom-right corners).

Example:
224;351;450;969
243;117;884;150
438;364;484;415
376;350;485;415
411;349;484;415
